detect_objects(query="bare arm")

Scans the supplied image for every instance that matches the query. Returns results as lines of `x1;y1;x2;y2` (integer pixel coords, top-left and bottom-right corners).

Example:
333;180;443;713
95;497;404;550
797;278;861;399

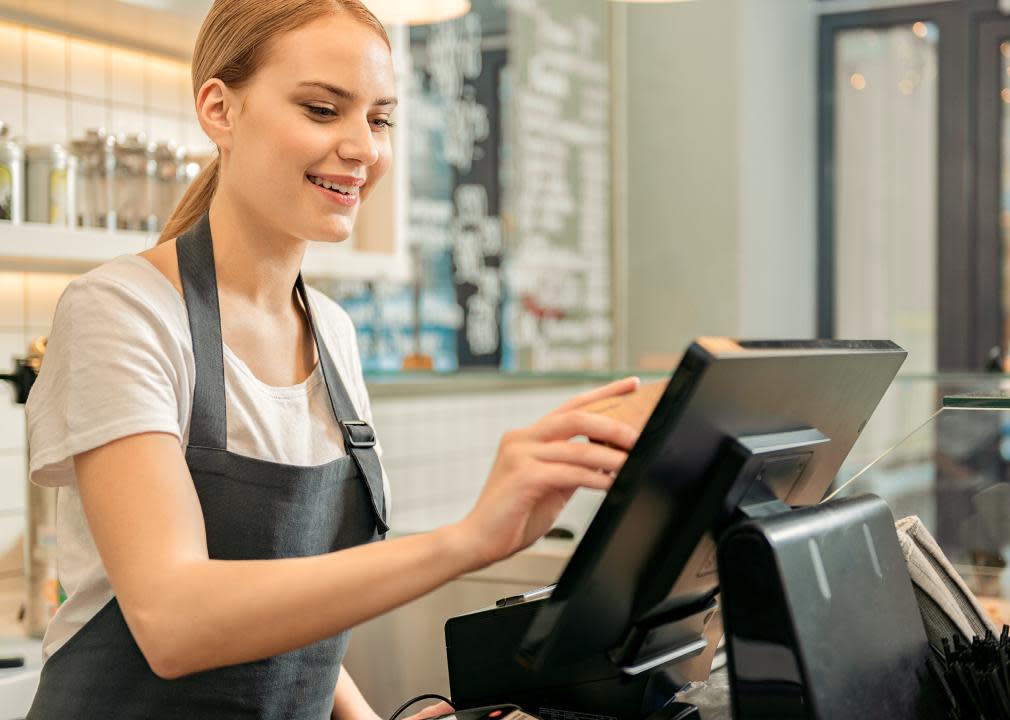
74;378;640;681
331;667;379;720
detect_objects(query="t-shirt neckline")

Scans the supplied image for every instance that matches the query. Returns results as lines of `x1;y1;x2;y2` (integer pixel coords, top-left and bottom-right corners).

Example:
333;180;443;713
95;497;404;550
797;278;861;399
124;253;324;397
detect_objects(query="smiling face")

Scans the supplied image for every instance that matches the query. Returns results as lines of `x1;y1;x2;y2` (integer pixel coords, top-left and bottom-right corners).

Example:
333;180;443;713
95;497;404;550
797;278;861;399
207;11;396;244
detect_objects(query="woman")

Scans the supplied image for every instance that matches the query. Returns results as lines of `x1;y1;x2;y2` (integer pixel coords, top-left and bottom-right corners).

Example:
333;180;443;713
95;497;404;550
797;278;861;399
24;1;639;718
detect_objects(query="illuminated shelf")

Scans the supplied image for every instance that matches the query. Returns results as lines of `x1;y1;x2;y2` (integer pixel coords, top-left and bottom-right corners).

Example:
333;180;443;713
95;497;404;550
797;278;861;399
0;222;155;273
0;221;411;281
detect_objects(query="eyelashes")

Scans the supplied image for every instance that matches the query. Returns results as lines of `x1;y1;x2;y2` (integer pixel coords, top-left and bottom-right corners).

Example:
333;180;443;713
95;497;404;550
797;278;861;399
304;105;395;129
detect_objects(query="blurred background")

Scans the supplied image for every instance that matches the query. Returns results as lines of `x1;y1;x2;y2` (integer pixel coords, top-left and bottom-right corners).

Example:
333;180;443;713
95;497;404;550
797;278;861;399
4;0;1010;710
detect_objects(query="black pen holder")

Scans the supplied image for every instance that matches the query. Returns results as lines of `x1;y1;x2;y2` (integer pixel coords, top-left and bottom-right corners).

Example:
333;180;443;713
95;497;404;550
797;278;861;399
717;494;945;720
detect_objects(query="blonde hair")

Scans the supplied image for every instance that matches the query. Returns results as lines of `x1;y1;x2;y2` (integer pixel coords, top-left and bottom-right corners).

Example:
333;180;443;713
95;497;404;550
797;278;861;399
159;0;390;243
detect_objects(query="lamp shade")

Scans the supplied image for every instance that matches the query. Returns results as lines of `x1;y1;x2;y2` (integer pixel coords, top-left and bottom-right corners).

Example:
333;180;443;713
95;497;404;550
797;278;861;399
362;0;470;25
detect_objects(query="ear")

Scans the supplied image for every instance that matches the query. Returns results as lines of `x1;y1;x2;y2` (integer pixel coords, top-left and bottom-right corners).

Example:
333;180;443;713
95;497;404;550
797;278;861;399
195;78;236;151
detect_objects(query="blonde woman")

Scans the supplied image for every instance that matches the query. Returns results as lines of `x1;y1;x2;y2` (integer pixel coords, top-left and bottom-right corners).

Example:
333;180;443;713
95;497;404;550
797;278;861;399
24;1;639;718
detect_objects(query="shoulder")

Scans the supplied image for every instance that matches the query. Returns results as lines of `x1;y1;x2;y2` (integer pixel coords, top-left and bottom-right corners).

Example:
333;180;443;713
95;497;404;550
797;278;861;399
60;255;188;338
39;255;193;389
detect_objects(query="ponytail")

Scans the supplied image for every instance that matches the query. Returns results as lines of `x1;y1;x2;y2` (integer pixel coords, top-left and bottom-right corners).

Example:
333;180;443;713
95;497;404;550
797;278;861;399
158;155;219;243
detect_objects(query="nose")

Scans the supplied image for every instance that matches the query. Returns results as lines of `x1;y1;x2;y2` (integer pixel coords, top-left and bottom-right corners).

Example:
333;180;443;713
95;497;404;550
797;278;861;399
337;116;379;167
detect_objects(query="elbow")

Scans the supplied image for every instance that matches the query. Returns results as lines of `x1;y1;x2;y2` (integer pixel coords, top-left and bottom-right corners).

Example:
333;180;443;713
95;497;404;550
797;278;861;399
127;606;197;680
148;651;189;682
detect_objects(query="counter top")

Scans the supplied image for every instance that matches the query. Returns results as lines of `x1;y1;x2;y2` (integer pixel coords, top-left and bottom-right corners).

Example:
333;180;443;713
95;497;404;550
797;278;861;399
677;665;731;720
363;371;664;398
0;577;39;720
359;370;1010;399
0;636;41;720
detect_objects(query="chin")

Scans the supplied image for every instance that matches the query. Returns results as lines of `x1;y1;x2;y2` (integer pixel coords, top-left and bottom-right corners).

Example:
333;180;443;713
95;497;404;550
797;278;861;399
311;220;354;243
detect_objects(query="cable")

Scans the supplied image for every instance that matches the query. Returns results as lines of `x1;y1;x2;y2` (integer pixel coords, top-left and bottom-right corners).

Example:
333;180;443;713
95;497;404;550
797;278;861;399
387;693;455;720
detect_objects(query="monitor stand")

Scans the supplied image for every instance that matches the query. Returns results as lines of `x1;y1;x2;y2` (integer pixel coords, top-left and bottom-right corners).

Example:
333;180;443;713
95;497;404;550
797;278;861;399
444;429;942;719
719;492;944;720
712;429;945;719
443;431;829;719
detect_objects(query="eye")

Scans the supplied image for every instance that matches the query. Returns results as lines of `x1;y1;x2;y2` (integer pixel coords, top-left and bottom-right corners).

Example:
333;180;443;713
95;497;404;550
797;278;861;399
371;118;395;130
305;105;336;118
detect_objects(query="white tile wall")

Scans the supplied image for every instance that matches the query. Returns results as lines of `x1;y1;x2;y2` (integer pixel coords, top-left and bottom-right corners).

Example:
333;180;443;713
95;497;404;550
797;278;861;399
0;22;23;84
24;28;66;92
0;455;25;514
69;97;108;137
373;385;604;534
0;85;24;136
0;20;211;154
0;270;75;577
0;273;23;326
23;274;74;328
108;47;145;106
0;278;26;569
24;91;67;145
68;38;108;99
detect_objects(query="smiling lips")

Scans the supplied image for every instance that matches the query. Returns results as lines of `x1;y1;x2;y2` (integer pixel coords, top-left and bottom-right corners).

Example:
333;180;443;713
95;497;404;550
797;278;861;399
306;173;364;207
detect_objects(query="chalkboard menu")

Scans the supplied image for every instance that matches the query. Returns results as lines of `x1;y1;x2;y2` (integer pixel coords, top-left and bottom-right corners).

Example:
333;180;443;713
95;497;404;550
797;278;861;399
314;0;612;373
503;0;611;371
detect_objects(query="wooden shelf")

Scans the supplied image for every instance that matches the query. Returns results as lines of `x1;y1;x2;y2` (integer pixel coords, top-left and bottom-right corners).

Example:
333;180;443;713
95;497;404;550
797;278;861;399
0;221;411;281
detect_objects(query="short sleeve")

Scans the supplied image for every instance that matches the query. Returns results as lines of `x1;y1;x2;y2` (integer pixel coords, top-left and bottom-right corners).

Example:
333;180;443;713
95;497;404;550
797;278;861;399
27;275;190;488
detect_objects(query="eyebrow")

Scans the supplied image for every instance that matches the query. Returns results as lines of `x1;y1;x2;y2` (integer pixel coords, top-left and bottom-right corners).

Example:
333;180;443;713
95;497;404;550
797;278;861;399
297;81;398;107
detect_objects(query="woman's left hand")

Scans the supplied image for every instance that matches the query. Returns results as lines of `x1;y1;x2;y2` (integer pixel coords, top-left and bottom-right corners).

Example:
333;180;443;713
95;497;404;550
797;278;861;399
401;701;455;720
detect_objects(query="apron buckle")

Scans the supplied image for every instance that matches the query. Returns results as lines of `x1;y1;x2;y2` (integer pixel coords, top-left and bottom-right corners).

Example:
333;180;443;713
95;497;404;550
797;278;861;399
340;420;377;449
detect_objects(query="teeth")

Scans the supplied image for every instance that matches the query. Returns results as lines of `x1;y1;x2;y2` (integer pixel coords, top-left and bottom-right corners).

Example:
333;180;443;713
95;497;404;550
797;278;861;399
308;175;359;195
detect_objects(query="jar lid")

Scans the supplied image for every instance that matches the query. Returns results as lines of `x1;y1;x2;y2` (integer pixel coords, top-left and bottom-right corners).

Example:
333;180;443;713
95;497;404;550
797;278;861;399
26;143;68;161
70;128;111;154
116;131;153;153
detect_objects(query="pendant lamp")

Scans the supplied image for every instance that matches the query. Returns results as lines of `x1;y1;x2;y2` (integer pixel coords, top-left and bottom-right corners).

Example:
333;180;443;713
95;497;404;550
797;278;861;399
362;0;471;25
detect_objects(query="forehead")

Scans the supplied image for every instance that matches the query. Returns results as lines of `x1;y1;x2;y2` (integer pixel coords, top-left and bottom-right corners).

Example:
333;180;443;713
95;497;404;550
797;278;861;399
256;13;396;98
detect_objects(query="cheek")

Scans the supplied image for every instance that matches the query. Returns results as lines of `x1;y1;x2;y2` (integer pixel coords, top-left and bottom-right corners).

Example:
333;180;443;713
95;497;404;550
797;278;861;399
236;113;319;179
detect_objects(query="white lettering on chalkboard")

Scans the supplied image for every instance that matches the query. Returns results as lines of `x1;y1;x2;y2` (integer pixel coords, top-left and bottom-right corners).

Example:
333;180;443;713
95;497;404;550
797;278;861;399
507;0;611;371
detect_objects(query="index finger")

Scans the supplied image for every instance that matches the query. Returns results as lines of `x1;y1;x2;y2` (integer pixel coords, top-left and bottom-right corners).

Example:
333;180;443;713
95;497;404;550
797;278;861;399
405;702;456;720
551;377;640;415
532;410;640;449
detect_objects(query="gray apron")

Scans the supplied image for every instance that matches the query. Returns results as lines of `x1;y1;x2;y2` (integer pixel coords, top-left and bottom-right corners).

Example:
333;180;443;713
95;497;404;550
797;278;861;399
28;213;388;719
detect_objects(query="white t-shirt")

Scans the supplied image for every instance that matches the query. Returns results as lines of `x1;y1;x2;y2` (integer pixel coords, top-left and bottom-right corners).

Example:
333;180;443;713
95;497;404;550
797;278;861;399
26;254;389;659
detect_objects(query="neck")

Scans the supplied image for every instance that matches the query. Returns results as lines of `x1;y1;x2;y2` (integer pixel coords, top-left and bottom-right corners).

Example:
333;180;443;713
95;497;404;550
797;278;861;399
207;189;307;312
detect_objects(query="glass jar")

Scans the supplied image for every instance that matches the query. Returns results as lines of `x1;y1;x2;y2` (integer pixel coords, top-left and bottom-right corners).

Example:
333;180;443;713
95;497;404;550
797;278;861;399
26;144;77;226
152;141;185;231
112;133;155;231
69;129;115;229
177;151;211;213
0;120;25;223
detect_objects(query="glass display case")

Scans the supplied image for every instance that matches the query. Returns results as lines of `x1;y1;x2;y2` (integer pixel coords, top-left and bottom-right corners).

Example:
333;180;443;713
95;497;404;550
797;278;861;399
832;373;1010;625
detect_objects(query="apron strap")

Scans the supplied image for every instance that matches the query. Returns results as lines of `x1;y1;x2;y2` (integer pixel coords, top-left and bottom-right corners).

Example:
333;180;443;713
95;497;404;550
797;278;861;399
176;213;388;533
296;277;389;533
176;213;227;450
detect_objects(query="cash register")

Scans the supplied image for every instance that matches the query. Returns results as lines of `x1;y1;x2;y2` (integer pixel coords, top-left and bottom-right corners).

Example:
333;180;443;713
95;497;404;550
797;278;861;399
444;339;944;719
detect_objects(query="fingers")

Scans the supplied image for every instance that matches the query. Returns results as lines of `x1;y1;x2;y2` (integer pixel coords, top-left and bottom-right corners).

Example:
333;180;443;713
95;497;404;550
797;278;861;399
533;441;628;474
551;376;640;414
532;410;639;450
532;461;617;491
404;702;455;720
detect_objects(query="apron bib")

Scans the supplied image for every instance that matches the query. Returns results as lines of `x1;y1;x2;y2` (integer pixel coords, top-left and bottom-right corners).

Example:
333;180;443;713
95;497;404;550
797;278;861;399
29;213;388;719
